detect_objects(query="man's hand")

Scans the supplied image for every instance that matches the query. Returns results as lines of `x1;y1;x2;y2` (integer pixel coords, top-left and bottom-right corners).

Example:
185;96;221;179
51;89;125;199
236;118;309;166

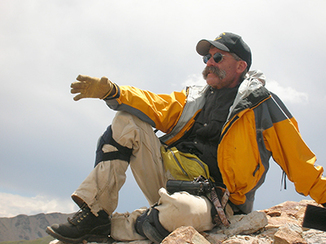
71;75;114;101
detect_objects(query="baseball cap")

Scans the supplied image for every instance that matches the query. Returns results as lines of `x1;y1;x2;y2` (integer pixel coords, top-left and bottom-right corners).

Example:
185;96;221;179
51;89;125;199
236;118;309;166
196;32;252;70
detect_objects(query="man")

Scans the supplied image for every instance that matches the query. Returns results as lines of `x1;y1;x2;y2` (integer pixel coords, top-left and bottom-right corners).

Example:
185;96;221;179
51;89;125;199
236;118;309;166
46;32;326;243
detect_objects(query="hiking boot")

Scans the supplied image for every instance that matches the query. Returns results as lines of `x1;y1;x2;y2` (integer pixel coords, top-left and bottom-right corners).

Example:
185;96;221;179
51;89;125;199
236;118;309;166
46;204;111;243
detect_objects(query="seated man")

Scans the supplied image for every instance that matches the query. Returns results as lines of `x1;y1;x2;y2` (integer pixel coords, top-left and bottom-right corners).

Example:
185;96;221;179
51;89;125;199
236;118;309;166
47;32;326;243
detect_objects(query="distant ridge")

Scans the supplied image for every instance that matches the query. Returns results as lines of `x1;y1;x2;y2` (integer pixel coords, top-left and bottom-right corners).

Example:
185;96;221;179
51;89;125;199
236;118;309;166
0;213;73;242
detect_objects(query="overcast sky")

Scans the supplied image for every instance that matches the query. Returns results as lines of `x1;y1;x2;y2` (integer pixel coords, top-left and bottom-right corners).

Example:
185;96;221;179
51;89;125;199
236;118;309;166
1;0;326;217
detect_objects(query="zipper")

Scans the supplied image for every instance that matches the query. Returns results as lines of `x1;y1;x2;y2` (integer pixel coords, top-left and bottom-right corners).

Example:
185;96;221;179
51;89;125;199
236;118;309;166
219;115;239;144
169;148;209;178
183;154;207;177
169;149;188;176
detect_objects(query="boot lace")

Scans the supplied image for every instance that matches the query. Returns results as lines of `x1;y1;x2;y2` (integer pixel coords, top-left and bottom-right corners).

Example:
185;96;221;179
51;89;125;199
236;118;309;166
68;204;91;225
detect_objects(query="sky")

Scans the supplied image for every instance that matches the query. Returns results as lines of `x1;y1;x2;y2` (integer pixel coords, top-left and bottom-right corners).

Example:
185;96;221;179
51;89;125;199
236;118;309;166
1;0;326;217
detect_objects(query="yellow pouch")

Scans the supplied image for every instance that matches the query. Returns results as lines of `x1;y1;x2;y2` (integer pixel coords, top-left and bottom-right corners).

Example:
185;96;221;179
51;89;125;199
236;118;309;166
160;145;211;181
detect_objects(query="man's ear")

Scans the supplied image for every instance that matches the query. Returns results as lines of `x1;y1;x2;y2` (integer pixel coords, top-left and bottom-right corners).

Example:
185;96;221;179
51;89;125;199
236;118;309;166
236;60;247;74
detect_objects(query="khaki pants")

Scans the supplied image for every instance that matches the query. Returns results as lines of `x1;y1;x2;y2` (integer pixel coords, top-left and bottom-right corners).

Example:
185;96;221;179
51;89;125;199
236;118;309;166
72;111;166;215
71;111;215;241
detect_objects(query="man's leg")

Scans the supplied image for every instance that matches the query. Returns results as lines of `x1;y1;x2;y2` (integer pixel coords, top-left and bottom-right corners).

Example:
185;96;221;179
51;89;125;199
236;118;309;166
111;188;216;242
72;111;166;214
46;111;165;243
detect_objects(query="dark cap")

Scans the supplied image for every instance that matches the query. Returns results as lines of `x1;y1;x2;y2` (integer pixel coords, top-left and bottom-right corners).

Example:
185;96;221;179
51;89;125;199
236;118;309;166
196;32;252;70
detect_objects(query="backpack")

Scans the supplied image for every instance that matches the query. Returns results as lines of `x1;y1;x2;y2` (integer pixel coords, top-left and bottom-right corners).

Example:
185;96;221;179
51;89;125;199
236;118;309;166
160;145;212;181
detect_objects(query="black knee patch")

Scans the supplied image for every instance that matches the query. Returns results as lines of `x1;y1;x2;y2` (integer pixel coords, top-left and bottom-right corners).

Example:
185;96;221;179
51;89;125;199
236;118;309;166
135;207;170;243
94;125;132;167
135;208;150;237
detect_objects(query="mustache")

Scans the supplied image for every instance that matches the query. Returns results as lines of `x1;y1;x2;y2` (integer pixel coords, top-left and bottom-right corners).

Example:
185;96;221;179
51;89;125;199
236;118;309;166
202;66;226;80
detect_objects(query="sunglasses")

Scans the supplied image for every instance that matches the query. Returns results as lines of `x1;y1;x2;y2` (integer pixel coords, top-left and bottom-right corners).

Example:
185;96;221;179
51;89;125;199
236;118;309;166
203;52;225;64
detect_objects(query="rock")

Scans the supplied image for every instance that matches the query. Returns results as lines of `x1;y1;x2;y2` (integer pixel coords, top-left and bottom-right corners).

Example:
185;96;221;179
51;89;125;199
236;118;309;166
47;200;326;244
211;211;268;237
204;232;227;243
273;223;306;244
222;235;272;244
197;200;326;243
161;226;211;244
262;200;313;229
111;241;151;244
49;240;61;244
302;229;326;243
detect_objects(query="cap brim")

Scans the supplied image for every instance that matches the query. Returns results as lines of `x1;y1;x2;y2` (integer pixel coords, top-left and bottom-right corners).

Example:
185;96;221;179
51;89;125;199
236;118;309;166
196;39;230;56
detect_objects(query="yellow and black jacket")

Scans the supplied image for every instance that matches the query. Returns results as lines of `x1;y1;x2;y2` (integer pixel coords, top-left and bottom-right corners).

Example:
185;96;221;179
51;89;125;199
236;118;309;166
105;70;326;213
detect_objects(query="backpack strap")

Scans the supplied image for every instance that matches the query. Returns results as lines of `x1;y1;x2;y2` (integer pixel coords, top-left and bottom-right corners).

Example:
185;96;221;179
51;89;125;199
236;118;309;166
208;186;230;227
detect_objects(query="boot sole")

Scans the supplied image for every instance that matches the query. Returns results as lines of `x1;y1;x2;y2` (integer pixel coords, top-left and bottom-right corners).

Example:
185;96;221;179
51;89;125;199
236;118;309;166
46;224;111;244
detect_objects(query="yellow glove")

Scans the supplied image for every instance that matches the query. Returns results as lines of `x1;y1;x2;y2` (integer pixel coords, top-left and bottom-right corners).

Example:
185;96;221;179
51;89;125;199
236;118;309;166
71;75;115;101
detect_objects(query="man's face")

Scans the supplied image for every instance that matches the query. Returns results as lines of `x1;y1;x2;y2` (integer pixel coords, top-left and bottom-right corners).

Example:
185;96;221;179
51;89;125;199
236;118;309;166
202;47;243;89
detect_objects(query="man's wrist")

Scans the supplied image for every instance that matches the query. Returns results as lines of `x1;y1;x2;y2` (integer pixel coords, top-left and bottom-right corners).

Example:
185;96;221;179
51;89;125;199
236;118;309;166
103;84;118;100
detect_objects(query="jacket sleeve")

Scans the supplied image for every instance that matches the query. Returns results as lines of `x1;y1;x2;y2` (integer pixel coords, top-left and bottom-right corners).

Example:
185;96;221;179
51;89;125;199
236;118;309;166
104;85;187;133
263;94;326;204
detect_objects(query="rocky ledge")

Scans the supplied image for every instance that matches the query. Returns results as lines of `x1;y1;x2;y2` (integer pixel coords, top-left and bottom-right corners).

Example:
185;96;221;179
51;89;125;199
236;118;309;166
50;200;326;244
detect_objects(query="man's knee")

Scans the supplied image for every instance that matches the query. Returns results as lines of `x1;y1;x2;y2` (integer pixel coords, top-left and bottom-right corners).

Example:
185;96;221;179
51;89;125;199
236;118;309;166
135;206;170;243
155;188;215;232
95;111;159;168
134;188;215;243
95;125;132;167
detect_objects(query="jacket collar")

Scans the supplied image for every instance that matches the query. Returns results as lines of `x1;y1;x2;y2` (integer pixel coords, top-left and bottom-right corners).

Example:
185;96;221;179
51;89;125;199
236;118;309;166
227;70;270;121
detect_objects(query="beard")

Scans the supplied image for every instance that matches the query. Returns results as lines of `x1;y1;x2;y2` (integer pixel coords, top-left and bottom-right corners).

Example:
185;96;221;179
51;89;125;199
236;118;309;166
202;66;226;80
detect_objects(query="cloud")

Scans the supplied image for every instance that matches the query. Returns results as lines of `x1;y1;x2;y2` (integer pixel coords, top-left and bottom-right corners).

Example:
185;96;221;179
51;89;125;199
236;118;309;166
182;75;309;105
0;192;78;217
0;0;325;219
265;80;309;104
181;74;206;88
